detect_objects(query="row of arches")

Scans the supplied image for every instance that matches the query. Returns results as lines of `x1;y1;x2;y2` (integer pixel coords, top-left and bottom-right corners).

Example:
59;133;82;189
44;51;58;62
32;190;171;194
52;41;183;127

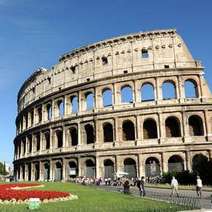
18;78;200;133
15;114;205;159
17;154;207;181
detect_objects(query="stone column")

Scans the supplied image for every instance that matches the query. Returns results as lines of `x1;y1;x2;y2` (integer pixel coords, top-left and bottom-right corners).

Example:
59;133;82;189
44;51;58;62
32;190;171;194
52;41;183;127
156;78;162;104
62;126;66;149
49;160;53;181
161;153;168;173
31;163;35;181
39;161;44;181
185;151;192;171
96;156;101;178
159;113;165;143
62;159;67;181
138;154;144;178
77;122;81;146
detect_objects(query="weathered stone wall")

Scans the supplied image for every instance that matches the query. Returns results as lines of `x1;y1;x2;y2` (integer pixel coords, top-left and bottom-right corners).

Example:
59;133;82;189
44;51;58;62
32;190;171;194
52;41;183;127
13;29;212;181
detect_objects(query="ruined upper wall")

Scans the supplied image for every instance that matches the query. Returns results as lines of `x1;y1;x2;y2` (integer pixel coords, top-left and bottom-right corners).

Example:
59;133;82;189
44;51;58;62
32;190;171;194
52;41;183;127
17;29;202;111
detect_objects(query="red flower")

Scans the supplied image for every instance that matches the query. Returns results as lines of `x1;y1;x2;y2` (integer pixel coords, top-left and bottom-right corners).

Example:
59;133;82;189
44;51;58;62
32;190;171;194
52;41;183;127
0;183;70;201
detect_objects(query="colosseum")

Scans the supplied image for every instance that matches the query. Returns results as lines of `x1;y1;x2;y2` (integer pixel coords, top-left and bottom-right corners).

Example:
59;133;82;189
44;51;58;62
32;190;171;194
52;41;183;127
13;29;212;182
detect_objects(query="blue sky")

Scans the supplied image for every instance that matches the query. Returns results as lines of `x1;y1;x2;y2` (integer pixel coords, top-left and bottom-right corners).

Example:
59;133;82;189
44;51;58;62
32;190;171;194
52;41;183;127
0;0;212;164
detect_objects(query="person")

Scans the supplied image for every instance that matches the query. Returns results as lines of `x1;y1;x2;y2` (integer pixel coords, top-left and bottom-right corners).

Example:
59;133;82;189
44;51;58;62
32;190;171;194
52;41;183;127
123;180;130;194
170;176;179;197
141;176;146;196
137;177;146;197
196;176;202;198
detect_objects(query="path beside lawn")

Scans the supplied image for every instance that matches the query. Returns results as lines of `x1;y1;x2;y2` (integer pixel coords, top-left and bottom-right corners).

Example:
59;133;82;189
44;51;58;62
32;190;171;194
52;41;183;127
0;182;191;212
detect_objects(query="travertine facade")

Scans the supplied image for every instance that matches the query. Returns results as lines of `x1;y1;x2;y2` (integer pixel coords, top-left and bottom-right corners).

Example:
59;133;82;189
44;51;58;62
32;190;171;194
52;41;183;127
13;29;212;181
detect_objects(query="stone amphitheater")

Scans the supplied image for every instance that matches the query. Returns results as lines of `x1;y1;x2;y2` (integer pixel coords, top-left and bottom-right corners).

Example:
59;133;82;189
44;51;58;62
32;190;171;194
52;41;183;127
13;29;212;181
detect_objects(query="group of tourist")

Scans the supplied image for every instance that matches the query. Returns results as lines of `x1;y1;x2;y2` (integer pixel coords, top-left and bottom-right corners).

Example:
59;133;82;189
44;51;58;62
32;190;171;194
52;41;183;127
71;175;203;198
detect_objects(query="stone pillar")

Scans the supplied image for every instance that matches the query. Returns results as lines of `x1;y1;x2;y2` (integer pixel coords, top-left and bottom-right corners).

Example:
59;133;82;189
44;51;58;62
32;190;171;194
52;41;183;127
136;116;141;144
185;151;192;171
31;163;35;181
95;119;100;145
49;160;53;181
62;126;66;149
159;113;165;143
50;128;54;152
77;122;81;146
113;83;119;105
138;154;144;178
96;156;101;178
78;91;82;112
116;156;123;173
62;159;66;181
39;161;44;181
161;153;168;173
156;78;162;103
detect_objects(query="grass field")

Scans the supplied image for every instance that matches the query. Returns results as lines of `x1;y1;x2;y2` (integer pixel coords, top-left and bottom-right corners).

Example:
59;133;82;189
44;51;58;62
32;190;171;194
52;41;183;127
0;182;190;212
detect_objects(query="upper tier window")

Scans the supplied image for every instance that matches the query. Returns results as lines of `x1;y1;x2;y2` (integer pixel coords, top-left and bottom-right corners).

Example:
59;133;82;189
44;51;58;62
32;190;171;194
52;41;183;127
141;49;149;58
121;85;133;103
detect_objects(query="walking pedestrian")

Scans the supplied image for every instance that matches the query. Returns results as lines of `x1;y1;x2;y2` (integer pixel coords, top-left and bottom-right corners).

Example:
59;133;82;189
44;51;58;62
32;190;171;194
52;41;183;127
170;176;179;197
141;176;146;196
196;176;203;198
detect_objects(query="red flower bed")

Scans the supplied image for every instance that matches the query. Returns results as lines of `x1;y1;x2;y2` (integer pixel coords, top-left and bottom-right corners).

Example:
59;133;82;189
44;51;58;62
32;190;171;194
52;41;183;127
0;183;70;201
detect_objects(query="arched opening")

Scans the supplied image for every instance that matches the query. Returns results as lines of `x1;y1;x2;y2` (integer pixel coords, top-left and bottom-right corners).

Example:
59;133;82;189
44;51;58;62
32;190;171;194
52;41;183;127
71;96;78;113
34;163;40;181
122;120;135;141
143;119;158;139
55;162;62;181
184;79;198;98
102;88;112;107
68;161;78;178
86;92;94;111
44;162;50;181
104;159;114;179
47;104;52;121
192;154;208;178
69;127;78;146
162;81;176;100
56;130;63;148
28;163;31;181
103;122;113;142
57;99;64;118
145;157;161;177
35;133;40;151
165;117;181;137
189;115;204;136
44;131;50;150
121;85;133;103
85;124;95;144
124;158;137;178
28;135;32;153
168;155;184;172
22;165;25;180
85;159;95;177
141;83;154;102
37;107;42;123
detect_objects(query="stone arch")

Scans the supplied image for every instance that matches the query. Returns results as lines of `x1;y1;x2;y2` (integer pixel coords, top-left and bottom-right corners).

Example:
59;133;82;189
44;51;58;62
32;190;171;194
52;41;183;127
103;122;113;142
68;161;78;178
188;115;204;136
104;159;114;179
162;80;176;100
143;118;158;139
122;120;135;141
55;129;63;148
57;99;64;118
85;92;94;111
141;82;155;101
184;79;198;98
44;131;50;150
121;85;133;103
168;155;184;172
34;162;40;181
44;161;50;181
145;157;161;177
85;159;96;177
69;127;78;146
84;124;95;144
102;88;112;107
55;161;63;181
124;158;137;178
46;103;52;120
71;95;78;113
192;153;208;177
165;116;181;137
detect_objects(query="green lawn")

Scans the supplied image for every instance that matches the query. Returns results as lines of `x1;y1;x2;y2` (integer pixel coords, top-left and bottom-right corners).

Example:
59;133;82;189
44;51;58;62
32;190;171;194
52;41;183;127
0;182;189;212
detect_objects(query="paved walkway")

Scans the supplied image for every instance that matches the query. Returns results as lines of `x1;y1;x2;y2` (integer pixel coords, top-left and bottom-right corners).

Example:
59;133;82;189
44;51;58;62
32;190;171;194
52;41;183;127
101;185;212;209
